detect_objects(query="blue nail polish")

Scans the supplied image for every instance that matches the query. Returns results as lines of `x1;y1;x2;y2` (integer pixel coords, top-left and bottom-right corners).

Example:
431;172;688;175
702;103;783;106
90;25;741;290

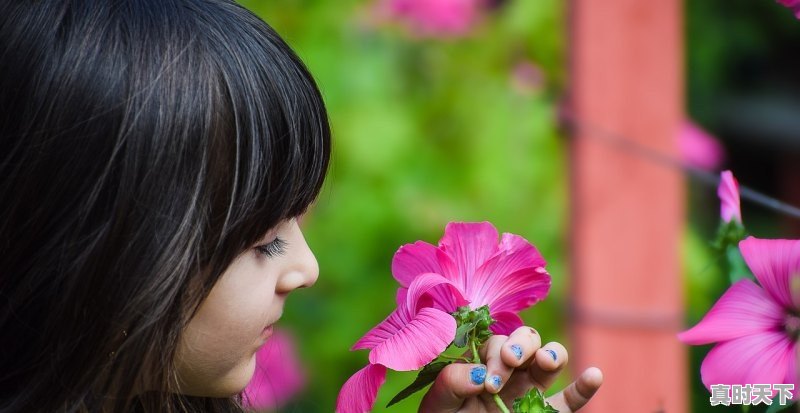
490;375;503;389
545;349;557;361
470;366;486;385
511;344;523;360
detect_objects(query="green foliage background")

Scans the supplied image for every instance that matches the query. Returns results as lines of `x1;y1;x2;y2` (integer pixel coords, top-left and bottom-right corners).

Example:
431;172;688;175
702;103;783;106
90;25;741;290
237;1;568;411
234;1;800;411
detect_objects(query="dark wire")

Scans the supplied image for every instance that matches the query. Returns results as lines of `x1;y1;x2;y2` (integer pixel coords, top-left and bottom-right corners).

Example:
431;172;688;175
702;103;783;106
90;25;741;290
560;111;800;221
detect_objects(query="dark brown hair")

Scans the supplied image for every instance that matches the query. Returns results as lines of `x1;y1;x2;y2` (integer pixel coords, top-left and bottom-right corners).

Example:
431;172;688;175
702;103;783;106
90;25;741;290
0;1;330;411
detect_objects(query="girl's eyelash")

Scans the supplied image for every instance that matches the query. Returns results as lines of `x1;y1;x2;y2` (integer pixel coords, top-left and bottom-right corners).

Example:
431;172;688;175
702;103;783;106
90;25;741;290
255;237;287;258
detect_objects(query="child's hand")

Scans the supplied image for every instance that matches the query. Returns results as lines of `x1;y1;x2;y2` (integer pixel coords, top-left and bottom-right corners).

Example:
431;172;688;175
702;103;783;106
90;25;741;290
418;326;603;412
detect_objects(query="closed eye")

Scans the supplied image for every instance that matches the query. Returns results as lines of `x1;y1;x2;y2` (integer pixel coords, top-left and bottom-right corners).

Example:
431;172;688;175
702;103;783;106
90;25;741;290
255;237;287;258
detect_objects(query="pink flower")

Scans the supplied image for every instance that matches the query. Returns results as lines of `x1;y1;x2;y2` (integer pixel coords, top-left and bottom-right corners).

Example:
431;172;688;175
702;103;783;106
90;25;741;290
678;122;725;171
389;222;550;335
336;364;388;413
678;237;800;394
719;170;742;224
242;329;306;411
336;273;464;413
336;222;550;412
374;0;486;38
777;0;800;18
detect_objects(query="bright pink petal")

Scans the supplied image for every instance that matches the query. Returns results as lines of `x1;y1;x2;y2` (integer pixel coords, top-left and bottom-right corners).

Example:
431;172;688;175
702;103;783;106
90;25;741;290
243;330;306;410
353;273;465;352
718;171;741;223
435;247;461;284
678;122;725;171
478;267;550;313
498;233;547;265
352;307;410;351
396;287;408;307
739;237;800;310
368;307;456;371
489;311;524;335
335;364;387;413
786;343;800;391
700;332;794;391
438;222;500;293
405;272;468;314
677;279;784;345
378;0;484;38
392;241;442;287
468;239;551;312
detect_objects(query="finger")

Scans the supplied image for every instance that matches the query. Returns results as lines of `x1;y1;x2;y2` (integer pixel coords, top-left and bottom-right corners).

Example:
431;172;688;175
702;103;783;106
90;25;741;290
482;335;513;394
419;363;487;413
529;341;568;390
502;326;542;369
546;367;604;413
477;334;507;360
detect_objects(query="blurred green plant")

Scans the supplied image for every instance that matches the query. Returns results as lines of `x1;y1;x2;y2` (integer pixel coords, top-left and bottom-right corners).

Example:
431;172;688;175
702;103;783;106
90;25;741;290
237;0;567;411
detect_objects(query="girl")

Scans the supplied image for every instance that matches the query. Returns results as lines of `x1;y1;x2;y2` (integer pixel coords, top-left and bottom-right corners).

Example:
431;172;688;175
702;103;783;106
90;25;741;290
0;1;601;412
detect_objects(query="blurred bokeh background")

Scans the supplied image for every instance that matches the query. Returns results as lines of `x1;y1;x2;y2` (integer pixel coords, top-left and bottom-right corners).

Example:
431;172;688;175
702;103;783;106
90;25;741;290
237;0;800;411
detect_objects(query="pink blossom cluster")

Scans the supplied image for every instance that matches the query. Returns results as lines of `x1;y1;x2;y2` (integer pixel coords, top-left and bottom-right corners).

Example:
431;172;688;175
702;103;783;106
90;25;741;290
373;0;488;38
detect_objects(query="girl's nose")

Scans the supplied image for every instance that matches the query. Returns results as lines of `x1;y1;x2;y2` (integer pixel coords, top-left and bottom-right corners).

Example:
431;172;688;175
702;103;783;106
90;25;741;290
275;221;319;294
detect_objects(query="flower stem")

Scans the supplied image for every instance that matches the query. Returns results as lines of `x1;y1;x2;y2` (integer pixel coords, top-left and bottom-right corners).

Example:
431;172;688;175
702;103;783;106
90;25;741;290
470;336;480;364
468;330;512;413
493;394;511;413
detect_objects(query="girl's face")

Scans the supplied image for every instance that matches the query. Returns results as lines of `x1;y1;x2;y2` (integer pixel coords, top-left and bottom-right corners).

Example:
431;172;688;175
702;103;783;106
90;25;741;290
174;218;318;397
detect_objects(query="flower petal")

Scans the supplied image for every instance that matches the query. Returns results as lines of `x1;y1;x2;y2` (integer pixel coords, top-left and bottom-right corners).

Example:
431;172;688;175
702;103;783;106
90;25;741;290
405;272;467;314
335;364;387;413
739;237;800;310
351;307;410;351
368;307;456;371
392;241;442;287
243;330;305;410
786;343;800;391
700;332;794;391
438;222;500;292
352;273;465;352
677;279;784;345
469;253;551;313
498;233;547;268
490;311;524;335
718;171;741;223
396;287;407;307
679;122;725;171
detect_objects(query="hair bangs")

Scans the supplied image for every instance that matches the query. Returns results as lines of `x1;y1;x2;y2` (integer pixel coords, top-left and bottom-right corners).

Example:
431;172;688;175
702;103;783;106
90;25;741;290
202;5;331;257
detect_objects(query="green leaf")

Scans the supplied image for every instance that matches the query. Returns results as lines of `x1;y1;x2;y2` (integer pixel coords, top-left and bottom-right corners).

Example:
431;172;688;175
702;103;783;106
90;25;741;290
454;320;478;347
765;401;795;413
387;360;452;407
512;387;559;413
726;244;754;284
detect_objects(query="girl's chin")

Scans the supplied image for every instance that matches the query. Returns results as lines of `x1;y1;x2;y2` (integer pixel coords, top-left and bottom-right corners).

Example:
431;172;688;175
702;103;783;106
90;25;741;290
222;353;259;397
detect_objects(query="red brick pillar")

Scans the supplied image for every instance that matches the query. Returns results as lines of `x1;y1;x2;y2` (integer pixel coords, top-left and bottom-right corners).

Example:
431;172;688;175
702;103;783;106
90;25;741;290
567;0;686;411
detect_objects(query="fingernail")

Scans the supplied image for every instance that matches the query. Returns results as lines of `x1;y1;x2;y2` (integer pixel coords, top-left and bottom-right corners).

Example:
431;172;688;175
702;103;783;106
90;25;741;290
511;344;523;360
489;375;503;389
470;365;486;385
545;349;557;361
